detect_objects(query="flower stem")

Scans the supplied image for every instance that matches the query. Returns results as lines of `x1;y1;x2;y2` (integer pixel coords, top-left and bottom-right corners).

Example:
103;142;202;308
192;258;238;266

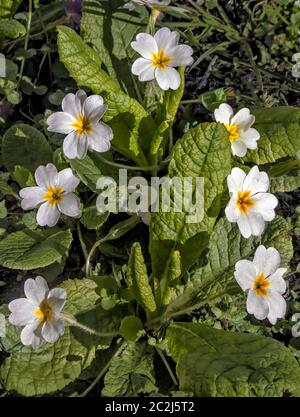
61;313;118;338
17;0;33;87
155;347;178;386
76;222;88;262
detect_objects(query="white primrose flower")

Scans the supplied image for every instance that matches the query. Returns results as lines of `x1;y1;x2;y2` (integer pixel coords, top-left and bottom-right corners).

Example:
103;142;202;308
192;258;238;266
124;0;170;11
8;276;67;349
234;245;287;325
131;27;193;91
214;103;260;157
225;166;278;239
47;90;113;160
20;163;80;227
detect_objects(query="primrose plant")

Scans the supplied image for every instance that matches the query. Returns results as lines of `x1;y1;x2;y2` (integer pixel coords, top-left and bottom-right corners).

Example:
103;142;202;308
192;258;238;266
1;0;300;398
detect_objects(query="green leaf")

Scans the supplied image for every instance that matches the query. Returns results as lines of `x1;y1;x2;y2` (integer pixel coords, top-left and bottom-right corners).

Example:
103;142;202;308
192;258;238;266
68;152;117;192
243;107;300;164
81;1;147;93
2;124;52;174
151;123;231;244
12;165;35;187
119;316;144;342
0;278;101;396
150;122;231;280
163;67;185;124
57;25;120;95
166;216;293;317
127;242;157;313
103;91;155;162
270;172;300;193
102;342;158;397
0;0;21;19
0;228;72;270
0;19;25;39
167;322;300;396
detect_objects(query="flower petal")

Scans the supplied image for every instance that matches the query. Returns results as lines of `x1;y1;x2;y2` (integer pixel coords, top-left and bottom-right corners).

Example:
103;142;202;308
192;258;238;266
132;58;155;81
58;193;80;217
169;45;194;67
42;319;65;343
88;123;113;153
253;245;281;276
24;276;49;305
35;163;58;190
214;103;234;124
246;211;265;237
154;27;179;51
225;195;239;222
231;140;248;157
234;260;257;291
46;112;75;134
8;298;36;326
82;95;106;123
36;202;60;227
243;166;269;193
231;108;255;131
20;187;44;210
155;67;181;90
62;92;82;118
47;288;67;314
269;268;287;294
58;168;80;192
20;322;43;349
131;33;158;59
239;128;260;149
246;289;268;320
252;192;278;221
63;131;79;159
266;290;286;324
237;215;252;238
77;135;88;159
227;167;246;194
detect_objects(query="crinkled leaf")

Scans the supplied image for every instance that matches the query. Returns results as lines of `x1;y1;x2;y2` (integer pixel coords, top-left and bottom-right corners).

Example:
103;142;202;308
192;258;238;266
0;0;21;19
167;322;300;397
0;19;25;39
57;25;119;95
270;173;300;193
0;228;72;270
102;342;158;397
150;122;231;280
243;107;300;164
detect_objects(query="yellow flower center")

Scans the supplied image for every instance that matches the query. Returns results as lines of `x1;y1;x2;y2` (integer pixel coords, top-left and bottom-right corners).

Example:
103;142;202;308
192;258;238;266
72;114;92;135
34;300;53;323
43;186;63;207
152;49;172;70
253;273;270;297
236;190;255;214
225;124;240;142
